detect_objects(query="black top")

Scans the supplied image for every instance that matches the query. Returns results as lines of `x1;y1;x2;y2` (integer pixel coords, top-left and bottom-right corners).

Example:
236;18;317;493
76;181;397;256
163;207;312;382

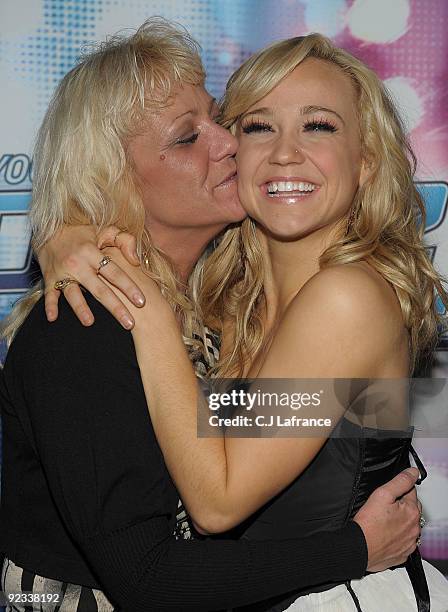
231;418;429;612
0;294;368;611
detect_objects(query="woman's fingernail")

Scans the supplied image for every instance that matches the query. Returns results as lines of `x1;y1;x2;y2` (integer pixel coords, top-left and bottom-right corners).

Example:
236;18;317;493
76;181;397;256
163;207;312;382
121;315;134;330
134;294;145;306
82;314;93;326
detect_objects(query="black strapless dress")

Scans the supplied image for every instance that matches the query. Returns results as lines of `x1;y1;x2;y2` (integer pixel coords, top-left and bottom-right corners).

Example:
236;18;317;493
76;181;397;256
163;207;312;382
229;418;429;612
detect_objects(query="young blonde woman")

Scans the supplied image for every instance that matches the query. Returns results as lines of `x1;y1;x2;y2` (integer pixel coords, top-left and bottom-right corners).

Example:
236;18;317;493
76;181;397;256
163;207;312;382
39;34;448;610
0;21;422;612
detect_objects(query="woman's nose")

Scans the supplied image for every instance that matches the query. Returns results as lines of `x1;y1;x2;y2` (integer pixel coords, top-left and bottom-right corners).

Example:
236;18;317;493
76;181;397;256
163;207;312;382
269;138;306;166
211;123;238;160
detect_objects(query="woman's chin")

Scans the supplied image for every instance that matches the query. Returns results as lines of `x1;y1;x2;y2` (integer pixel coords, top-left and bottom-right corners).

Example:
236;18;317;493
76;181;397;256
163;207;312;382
256;220;312;242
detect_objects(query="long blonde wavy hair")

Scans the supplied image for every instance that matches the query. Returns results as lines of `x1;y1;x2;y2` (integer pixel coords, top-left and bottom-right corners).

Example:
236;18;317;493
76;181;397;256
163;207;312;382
1;17;210;359
200;34;448;376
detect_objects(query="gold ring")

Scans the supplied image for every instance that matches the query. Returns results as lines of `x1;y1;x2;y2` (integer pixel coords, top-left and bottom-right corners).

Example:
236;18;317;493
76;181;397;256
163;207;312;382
97;255;112;274
54;278;79;291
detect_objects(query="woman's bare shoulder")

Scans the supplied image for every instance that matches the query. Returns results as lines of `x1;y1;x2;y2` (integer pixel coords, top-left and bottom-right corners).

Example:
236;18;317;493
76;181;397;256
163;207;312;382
267;262;409;378
296;261;403;324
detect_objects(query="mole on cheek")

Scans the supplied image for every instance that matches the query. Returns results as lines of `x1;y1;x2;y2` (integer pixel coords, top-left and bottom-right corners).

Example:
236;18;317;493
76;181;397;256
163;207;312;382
159;154;166;161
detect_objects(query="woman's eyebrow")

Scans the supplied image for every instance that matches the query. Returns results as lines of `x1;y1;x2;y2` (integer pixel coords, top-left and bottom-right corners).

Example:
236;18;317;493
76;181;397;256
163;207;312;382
175;97;218;122
174;109;194;121
299;105;345;125
240;107;273;121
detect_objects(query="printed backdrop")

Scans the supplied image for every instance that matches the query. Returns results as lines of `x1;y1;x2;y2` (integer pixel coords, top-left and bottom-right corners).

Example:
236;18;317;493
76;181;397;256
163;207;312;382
0;0;447;575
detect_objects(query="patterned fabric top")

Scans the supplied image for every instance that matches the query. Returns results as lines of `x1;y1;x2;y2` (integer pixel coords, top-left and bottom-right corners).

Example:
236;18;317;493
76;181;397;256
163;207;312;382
174;326;221;540
191;327;221;378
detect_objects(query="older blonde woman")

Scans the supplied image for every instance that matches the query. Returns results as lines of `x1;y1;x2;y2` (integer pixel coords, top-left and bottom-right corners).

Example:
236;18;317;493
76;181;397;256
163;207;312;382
0;20;422;612
39;33;448;610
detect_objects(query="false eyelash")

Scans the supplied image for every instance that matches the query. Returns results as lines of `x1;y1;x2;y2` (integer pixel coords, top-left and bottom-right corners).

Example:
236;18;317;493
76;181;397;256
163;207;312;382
241;120;273;134
176;132;199;145
303;119;337;133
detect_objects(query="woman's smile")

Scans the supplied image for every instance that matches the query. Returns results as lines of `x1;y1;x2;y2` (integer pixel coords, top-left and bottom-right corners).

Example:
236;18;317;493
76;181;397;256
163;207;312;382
260;176;320;205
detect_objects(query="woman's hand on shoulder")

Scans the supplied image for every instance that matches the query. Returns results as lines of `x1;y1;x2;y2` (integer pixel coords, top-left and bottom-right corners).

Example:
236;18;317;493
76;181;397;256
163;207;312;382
37;225;145;329
99;246;177;331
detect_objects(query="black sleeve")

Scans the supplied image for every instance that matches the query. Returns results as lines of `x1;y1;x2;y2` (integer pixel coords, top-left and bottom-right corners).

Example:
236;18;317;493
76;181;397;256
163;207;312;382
11;295;367;611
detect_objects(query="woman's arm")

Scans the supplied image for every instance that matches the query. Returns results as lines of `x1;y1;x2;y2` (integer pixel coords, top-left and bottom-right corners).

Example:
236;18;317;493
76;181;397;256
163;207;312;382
3;292;382;610
37;224;144;327
3;290;420;609
130;261;408;531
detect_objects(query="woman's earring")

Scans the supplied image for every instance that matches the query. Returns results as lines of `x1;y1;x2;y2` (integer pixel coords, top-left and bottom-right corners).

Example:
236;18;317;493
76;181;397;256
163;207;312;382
345;206;357;235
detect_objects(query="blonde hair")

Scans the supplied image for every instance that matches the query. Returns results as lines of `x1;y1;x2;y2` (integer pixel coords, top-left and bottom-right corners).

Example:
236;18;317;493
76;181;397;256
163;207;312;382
2;17;209;358
201;33;448;376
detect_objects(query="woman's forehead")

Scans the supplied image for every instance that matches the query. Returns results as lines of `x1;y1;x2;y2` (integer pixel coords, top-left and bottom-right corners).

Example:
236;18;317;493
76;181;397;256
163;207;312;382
252;58;358;119
154;84;215;123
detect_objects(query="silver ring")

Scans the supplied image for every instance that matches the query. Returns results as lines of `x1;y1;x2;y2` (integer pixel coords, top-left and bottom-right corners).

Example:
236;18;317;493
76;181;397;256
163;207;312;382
97;255;112;274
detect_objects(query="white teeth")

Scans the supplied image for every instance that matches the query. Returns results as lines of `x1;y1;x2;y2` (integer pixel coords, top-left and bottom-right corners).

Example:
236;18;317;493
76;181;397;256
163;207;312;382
266;181;316;194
